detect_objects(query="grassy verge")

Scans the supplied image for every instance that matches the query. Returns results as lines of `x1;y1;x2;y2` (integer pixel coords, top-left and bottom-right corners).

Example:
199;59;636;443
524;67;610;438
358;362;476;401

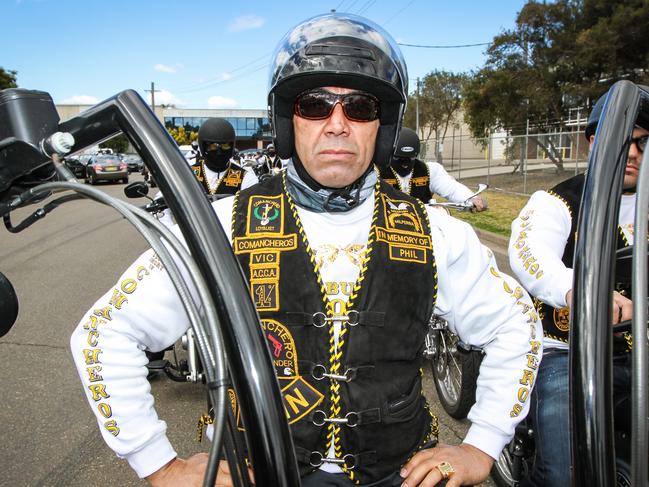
443;190;530;237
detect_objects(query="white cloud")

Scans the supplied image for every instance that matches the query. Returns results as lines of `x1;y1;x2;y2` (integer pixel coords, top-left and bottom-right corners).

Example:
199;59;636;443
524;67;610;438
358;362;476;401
218;72;232;82
150;90;184;107
154;63;177;74
207;96;238;109
228;14;265;32
59;95;99;105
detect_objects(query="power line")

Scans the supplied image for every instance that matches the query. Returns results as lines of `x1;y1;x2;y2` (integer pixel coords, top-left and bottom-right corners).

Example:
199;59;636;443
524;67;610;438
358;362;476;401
383;0;417;26
399;42;490;49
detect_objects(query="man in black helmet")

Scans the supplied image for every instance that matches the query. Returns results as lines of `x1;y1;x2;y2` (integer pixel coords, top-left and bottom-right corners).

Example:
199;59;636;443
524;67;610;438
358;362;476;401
71;13;540;487
508;85;649;486
191;118;258;195
381;127;487;211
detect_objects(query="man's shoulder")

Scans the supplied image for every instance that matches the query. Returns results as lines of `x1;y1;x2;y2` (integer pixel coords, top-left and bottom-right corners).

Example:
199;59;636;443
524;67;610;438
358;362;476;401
549;173;585;194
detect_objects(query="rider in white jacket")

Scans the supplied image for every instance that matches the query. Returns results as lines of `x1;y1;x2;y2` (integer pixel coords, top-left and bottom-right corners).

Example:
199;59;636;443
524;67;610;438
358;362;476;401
71;13;540;487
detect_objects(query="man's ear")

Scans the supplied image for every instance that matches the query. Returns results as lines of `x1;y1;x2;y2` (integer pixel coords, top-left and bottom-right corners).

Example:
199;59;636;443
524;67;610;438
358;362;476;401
588;135;595;150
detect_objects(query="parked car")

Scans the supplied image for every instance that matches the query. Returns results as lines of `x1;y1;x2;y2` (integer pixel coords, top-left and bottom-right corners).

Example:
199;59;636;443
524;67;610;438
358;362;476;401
85;154;129;184
63;156;86;178
121;154;144;173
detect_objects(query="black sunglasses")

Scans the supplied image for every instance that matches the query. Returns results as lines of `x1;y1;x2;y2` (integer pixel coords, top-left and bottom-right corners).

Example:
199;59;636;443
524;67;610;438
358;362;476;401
294;90;380;122
630;135;648;153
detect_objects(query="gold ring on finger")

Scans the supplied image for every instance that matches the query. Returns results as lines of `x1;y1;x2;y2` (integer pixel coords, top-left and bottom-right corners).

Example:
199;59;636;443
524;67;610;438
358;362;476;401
435;461;455;479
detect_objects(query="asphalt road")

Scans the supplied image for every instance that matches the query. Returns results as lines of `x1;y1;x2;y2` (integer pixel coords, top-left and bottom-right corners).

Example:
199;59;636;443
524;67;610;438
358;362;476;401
0;174;508;486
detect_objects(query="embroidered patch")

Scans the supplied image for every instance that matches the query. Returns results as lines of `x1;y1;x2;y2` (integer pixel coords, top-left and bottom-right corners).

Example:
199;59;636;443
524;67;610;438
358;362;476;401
246;195;283;234
411;176;428;187
382;194;423;233
234;235;297;253
553;306;570;332
223;169;243;187
252;282;279;311
262;319;324;423
389;245;427;263
192;165;203;181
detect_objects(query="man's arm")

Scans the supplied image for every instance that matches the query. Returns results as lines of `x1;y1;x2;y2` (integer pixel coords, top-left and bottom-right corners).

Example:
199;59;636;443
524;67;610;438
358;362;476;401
70;198;237;480
70;249;190;477
508;191;573;308
241;168;259;190
401;211;543;485
426;161;475;203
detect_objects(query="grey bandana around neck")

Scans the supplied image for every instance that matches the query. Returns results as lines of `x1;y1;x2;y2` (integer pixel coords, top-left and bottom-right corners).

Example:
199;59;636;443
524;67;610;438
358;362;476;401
285;159;377;213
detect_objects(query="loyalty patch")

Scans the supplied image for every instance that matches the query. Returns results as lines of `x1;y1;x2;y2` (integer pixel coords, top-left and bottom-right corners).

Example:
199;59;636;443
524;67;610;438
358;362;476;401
262;319;324;424
246;195;284;234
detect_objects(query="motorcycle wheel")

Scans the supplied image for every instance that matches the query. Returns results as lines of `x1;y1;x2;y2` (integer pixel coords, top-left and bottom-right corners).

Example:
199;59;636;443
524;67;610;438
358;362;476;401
491;443;529;487
429;327;482;419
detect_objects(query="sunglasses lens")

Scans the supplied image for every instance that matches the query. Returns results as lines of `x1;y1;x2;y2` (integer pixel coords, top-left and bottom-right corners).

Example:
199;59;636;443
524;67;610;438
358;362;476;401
295;91;380;122
296;93;334;119
344;94;380;122
206;142;231;151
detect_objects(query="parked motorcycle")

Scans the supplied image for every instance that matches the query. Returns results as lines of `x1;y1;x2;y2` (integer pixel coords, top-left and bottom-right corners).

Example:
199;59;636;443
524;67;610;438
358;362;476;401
423;184;488;420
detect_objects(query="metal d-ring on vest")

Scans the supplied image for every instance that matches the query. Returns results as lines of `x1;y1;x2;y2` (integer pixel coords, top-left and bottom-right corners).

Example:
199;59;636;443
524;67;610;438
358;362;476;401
311;309;360;327
312;410;360;428
309;451;357;469
311;364;353;382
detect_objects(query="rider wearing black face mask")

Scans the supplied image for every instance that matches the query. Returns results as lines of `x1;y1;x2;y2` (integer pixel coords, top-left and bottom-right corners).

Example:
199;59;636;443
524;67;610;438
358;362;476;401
191;118;258;195
379;127;487;211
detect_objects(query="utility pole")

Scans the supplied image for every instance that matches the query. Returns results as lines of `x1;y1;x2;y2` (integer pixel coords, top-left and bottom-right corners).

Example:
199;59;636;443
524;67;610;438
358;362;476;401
415;77;420;137
145;82;160;114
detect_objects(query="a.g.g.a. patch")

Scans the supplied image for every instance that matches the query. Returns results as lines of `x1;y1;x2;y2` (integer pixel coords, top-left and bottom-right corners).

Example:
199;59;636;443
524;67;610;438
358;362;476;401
262;319;324;424
553;306;570;332
246;195;283;234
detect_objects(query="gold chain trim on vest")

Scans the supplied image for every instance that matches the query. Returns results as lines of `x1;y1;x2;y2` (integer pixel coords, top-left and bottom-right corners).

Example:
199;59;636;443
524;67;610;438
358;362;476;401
282;173;381;484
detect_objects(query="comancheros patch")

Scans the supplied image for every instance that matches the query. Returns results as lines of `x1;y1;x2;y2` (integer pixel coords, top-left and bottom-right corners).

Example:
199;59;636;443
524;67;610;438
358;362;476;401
262;319;324;424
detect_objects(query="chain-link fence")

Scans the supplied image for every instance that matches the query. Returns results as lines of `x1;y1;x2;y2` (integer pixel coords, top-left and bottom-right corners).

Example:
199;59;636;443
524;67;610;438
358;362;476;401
420;128;589;195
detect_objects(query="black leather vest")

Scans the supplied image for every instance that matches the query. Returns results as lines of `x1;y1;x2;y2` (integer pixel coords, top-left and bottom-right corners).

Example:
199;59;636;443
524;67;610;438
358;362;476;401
190;159;245;195
530;174;630;343
231;174;438;483
379;159;433;203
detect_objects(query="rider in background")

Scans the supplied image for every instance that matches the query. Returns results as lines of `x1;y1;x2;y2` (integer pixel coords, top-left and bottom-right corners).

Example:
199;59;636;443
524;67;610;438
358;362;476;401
190;117;258;195
508;85;649;486
71;13;540;487
379;127;487;211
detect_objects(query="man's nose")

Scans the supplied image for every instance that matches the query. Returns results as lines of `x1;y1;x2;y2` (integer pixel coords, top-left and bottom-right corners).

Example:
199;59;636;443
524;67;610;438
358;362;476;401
323;103;350;134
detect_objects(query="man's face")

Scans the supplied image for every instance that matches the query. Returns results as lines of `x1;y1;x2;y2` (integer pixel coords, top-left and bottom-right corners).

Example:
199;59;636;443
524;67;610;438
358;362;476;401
293;86;380;188
588;126;649;190
624;126;649;190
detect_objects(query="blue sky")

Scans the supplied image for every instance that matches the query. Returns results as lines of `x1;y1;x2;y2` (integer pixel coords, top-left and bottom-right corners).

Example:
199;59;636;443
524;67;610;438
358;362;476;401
2;0;528;109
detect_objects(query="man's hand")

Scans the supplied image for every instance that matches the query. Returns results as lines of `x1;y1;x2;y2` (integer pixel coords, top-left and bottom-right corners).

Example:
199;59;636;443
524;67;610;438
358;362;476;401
147;455;254;487
469;196;487;213
612;290;632;324
399;443;493;486
565;289;632;324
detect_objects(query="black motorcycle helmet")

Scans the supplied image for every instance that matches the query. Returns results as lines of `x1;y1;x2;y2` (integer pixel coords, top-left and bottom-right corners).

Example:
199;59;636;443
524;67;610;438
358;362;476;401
586;84;649;141
267;13;408;170
394;127;420;158
198;118;236;171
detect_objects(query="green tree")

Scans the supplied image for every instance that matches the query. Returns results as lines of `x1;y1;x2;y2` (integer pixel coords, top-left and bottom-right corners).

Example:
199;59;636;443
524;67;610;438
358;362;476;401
462;0;649;172
0;67;18;89
403;70;468;162
100;134;130;154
